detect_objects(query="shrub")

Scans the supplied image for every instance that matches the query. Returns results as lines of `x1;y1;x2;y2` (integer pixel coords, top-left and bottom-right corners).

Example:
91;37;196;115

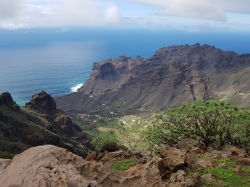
146;99;250;153
91;131;118;151
0;151;14;159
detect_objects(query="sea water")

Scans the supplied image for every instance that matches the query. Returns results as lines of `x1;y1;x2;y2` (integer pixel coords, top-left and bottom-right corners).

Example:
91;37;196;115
0;27;250;105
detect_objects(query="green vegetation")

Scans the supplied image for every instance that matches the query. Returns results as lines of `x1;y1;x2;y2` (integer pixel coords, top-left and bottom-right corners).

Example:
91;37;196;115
112;157;137;171
242;166;250;175
145;99;250;153
214;157;238;165
204;166;248;187
91;131;118;151
189;164;250;187
202;180;212;186
72;112;151;151
0;151;15;159
205;166;248;186
0;104;88;157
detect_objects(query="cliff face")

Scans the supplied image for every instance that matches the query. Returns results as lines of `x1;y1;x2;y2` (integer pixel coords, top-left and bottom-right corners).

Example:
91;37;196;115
56;43;250;112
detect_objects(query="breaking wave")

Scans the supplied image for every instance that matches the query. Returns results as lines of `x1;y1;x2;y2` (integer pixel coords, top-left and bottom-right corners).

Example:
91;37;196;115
71;84;83;92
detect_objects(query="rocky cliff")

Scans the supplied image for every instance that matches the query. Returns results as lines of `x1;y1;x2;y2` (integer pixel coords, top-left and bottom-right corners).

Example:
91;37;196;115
0;91;89;157
55;43;250;112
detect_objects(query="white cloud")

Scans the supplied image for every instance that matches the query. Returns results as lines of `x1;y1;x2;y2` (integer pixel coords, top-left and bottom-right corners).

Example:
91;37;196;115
55;0;103;26
126;0;250;22
0;0;123;28
104;5;122;24
0;0;250;31
0;0;24;19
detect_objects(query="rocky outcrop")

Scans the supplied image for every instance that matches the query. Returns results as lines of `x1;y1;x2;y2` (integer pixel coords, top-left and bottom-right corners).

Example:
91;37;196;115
26;90;56;114
0;91;88;157
0;92;20;111
0;145;165;187
55;43;250;112
26;91;82;136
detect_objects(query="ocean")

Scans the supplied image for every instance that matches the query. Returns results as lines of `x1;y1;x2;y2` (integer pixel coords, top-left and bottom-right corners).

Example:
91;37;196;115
0;27;250;106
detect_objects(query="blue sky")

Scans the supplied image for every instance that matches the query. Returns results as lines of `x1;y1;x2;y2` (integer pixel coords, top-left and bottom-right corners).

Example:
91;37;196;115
0;0;250;32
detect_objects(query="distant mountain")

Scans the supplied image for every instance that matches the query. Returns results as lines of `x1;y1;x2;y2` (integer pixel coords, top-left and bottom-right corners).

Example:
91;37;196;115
0;91;89;157
55;43;250;112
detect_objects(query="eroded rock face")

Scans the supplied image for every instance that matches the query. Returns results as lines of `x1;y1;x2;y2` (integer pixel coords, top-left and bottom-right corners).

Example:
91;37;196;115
0;145;165;187
26;91;56;114
54;113;78;136
26;91;82;137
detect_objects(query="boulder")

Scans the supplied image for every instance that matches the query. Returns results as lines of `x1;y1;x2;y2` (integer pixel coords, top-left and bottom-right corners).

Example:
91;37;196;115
169;170;197;187
176;138;199;151
158;145;187;171
201;174;213;183
0;145;165;187
101;150;124;163
185;153;198;168
196;158;213;168
190;147;205;154
240;157;250;166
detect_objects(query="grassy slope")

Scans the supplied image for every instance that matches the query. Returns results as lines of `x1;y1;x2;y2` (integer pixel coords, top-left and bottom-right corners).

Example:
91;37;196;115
0;105;88;158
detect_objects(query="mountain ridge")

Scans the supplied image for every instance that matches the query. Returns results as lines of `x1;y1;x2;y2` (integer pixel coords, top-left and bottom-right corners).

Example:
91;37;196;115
55;43;250;112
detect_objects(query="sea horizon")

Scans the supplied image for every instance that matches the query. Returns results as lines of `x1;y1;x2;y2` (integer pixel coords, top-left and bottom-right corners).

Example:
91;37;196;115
1;28;250;106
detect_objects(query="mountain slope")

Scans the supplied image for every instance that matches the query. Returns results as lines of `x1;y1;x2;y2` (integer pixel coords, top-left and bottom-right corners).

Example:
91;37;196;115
0;91;90;157
55;43;250;112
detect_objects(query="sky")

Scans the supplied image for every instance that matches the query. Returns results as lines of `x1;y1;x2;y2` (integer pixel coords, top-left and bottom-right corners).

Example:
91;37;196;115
0;0;250;32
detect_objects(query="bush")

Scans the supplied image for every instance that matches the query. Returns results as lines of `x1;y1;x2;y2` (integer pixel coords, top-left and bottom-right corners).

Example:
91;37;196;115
146;99;250;153
91;131;118;151
0;151;14;159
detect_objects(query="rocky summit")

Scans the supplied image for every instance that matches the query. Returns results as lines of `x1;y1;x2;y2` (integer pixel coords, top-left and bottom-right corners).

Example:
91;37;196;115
55;43;250;112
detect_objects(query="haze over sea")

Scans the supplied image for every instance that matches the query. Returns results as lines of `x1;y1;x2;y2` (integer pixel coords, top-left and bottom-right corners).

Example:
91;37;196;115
1;27;250;106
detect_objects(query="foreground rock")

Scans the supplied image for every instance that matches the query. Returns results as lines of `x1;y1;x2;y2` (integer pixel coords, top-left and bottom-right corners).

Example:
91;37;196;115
0;145;164;187
2;138;250;186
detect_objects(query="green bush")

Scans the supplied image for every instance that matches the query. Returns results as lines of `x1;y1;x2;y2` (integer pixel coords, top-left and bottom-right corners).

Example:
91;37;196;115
91;131;118;151
0;151;14;159
146;99;250;153
112;157;137;171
